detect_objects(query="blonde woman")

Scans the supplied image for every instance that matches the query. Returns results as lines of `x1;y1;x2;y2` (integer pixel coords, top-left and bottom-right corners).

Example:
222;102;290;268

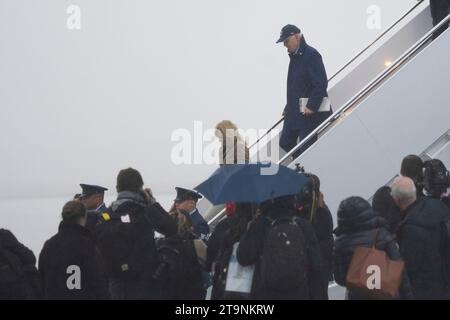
215;120;250;166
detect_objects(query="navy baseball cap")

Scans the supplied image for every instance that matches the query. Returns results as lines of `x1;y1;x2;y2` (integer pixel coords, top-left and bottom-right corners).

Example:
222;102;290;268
276;24;301;43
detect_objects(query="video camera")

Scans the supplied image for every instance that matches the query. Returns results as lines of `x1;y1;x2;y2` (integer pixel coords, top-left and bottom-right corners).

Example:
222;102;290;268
423;159;450;198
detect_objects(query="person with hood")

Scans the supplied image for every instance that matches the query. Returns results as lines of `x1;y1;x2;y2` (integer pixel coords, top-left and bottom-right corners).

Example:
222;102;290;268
38;201;109;300
392;176;450;299
332;196;413;300
237;196;327;300
95;168;177;300
156;209;206;300
0;228;42;299
276;25;332;158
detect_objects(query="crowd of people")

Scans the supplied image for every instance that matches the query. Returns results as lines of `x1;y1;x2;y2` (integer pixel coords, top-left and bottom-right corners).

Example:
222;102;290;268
1;3;449;299
0;152;449;300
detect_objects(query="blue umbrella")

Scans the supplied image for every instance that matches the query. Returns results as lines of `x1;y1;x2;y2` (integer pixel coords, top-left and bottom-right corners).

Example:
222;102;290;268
194;163;308;205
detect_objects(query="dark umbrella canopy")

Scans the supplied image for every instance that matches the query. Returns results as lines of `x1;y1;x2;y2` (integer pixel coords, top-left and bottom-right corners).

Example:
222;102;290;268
194;163;308;205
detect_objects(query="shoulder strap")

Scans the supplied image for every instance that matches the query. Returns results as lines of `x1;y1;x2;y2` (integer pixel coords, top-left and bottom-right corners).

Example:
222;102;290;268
372;229;380;249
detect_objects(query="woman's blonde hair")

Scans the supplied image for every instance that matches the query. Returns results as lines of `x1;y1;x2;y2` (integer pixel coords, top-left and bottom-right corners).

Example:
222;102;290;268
170;209;194;237
215;120;244;142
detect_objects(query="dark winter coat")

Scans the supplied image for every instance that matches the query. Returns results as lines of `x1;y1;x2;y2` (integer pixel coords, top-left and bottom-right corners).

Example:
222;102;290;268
396;197;450;300
237;203;328;300
298;206;334;282
0;229;42;299
95;191;177;300
206;214;238;272
190;209;210;240
430;0;450;25
85;203;108;233
38;222;109;300
156;234;206;300
372;186;404;234
333;197;413;300
283;37;332;135
209;214;251;300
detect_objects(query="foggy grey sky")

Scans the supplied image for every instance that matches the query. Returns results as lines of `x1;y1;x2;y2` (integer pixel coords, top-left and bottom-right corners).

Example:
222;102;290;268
0;0;415;199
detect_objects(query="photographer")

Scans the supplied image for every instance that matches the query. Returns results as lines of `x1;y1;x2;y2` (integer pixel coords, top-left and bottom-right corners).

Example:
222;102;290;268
423;159;450;207
95;168;177;300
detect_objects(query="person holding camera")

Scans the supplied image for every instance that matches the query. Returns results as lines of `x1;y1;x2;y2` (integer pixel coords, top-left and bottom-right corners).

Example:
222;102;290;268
95;168;177;300
423;159;450;203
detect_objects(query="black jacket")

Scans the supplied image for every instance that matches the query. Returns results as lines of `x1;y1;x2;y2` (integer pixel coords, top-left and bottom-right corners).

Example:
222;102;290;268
156;234;206;300
373;186;423;234
96;191;177;299
333;197;413;300
430;0;450;25
209;215;251;300
298;206;334;282
397;197;450;299
206;214;237;272
38;222;109;300
237;204;327;300
442;196;450;208
0;229;42;299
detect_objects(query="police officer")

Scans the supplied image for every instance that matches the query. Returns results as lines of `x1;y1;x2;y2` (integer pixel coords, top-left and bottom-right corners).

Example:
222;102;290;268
77;184;108;232
173;187;210;240
78;184;108;211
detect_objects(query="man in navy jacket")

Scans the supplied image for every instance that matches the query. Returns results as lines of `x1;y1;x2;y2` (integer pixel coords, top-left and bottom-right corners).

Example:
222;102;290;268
277;25;332;158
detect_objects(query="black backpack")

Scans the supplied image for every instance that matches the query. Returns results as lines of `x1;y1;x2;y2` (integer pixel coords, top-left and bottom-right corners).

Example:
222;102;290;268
156;237;205;300
260;216;309;291
95;208;154;280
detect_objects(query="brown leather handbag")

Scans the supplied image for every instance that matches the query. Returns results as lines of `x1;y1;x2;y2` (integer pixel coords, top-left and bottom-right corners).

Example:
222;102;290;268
346;229;405;299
